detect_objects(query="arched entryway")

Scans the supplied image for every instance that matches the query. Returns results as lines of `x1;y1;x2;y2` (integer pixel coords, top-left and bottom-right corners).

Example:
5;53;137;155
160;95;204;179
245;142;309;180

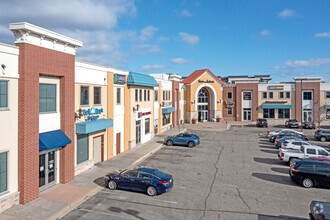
197;88;209;122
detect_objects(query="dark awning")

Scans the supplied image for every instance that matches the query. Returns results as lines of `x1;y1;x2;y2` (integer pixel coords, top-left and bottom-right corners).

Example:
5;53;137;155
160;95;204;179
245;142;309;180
39;130;72;151
261;104;292;109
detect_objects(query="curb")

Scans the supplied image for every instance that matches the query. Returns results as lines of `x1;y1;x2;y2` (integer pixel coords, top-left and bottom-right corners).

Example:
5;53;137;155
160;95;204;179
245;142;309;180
48;128;186;220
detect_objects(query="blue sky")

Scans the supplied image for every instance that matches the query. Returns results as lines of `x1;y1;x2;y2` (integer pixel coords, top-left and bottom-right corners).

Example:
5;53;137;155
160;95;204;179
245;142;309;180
0;0;329;82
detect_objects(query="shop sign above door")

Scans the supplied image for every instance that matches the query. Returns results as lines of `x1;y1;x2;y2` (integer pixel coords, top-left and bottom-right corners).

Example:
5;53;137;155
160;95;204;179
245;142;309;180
268;85;284;90
137;111;151;118
83;107;104;120
198;79;214;83
114;74;126;84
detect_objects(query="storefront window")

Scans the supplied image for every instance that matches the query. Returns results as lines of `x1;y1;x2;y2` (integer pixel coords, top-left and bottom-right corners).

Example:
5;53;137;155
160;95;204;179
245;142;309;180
278;109;290;118
279;92;284;99
286;92;290;99
0;152;7;193
154;90;158;102
327;109;330;119
269;92;273;99
145;118;150;134
144;90;146;101
94;87;101;105
139;89;142;102
135;89;138;102
77;134;89;164
263;92;267;99
263;108;275;118
162;113;171;126
80;86;89;106
116;88;121;104
303;92;312;100
148;90;150;101
228;92;232;99
243;92;251;100
0;80;8;108
326;92;330;99
40;83;56;112
228;108;232;115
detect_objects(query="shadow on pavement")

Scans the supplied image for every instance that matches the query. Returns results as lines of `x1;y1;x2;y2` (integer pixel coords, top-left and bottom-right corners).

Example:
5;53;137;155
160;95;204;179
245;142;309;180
109;206;145;220
271;167;289;175
254;157;286;166
93;177;105;187
258;214;308;220
252;173;294;186
259;145;276;149
260;149;278;154
273;125;286;128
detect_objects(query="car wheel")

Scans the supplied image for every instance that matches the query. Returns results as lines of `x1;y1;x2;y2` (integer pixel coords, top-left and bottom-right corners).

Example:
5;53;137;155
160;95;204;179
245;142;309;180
147;186;157;196
166;140;173;146
188;141;195;148
289;158;296;166
321;137;326;142
302;178;313;188
108;180;117;190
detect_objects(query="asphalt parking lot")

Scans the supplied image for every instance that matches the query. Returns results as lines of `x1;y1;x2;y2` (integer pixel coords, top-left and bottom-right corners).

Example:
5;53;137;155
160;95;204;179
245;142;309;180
63;125;330;220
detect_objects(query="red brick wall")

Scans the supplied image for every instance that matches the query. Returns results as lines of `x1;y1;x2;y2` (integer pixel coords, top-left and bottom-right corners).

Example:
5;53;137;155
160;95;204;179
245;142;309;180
17;43;75;204
223;86;236;121
295;81;320;123
236;83;258;121
172;81;180;127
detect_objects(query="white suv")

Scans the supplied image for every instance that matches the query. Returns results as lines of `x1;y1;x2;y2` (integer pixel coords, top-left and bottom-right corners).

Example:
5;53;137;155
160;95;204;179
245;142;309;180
281;140;311;150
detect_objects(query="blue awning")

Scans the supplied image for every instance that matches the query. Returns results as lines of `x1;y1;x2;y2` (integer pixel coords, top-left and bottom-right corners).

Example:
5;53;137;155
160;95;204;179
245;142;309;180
162;107;176;114
326;105;330;109
39;130;72;151
76;119;113;134
261;104;292;109
127;71;159;87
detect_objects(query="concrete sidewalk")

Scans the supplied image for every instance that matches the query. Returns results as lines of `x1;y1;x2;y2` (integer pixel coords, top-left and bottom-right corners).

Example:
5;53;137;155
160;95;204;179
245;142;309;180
0;127;185;220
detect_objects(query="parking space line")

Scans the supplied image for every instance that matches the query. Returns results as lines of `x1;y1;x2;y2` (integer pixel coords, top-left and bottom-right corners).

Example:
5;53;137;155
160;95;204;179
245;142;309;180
77;208;125;218
151;199;178;204
175;186;186;189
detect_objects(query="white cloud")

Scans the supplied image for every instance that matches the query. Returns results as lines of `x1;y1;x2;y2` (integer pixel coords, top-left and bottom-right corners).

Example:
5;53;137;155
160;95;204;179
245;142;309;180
132;44;161;55
181;9;192;17
170;58;195;64
278;9;295;19
138;65;166;72
179;32;199;44
137;25;158;42
158;36;169;42
260;29;271;36
315;32;330;38
271;58;330;70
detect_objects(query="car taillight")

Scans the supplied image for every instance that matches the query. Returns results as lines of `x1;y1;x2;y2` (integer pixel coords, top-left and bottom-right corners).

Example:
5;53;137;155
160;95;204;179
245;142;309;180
267;131;270;133
316;132;319;135
281;153;284;157
306;136;308;140
276;141;279;144
265;121;267;123
158;180;169;185
291;169;299;174
284;144;287;146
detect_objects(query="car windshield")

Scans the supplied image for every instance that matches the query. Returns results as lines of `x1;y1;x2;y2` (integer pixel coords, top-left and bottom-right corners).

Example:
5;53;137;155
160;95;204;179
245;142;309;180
153;169;167;179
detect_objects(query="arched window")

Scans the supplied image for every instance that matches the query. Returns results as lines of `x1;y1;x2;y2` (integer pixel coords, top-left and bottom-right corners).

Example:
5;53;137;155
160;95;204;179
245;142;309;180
198;88;208;104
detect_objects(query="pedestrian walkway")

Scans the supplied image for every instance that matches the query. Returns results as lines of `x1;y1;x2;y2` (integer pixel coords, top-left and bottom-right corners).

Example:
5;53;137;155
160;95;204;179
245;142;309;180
0;127;186;220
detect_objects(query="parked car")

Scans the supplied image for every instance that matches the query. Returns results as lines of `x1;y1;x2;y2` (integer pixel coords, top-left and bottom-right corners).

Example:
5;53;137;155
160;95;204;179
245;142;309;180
281;139;312;150
269;130;303;142
104;168;173;196
267;129;303;139
164;133;200;148
278;145;330;165
275;137;300;148
256;118;268;127
315;129;330;142
310;200;330;220
274;133;308;144
302;121;316;129
290;159;330;188
285;119;299;128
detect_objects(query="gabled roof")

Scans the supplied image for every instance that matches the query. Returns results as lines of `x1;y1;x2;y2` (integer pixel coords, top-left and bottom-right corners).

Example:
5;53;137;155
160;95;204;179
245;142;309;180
182;68;224;85
127;71;159;87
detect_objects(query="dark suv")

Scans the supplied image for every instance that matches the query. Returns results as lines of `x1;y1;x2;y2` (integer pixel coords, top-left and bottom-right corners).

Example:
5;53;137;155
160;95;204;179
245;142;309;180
285;119;299;128
256;118;268;127
289;159;330;188
315;129;330;142
302;121;315;129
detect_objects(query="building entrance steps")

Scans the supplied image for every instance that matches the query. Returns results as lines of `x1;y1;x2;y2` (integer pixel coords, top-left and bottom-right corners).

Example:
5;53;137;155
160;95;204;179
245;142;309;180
0;127;186;220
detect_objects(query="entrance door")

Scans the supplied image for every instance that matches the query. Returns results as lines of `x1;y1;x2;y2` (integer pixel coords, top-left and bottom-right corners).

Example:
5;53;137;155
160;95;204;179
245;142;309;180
39;150;56;191
116;133;121;155
136;121;141;145
197;88;209;122
93;136;102;164
303;109;313;122
243;108;252;121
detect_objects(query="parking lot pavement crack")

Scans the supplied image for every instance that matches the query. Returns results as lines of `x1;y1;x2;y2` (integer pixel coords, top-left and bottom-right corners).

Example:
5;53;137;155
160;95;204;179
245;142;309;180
199;144;224;220
236;187;251;212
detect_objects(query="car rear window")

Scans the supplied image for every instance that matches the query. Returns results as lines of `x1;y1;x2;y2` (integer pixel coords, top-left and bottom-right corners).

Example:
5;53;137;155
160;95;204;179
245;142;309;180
153;169;167;179
183;134;192;138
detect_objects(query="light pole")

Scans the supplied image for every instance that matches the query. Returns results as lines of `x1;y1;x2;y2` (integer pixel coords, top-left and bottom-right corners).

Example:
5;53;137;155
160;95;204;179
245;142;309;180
301;79;303;132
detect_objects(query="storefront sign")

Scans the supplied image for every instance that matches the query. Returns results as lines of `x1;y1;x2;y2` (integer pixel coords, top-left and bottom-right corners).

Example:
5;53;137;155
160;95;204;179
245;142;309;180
225;100;235;107
268;85;284;90
83;107;104;120
138;111;151;118
198;79;214;83
114;74;126;84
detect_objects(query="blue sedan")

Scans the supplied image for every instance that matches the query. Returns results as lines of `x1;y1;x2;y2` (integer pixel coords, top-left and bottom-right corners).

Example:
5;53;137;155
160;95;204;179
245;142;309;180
164;133;200;148
104;168;173;196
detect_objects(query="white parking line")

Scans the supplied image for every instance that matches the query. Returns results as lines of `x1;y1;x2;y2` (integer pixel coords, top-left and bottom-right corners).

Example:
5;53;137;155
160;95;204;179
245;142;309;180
151;199;178;204
77;208;125;218
175;186;186;189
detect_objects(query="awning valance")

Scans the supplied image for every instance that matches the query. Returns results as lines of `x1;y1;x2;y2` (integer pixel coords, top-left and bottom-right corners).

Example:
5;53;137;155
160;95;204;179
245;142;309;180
326;105;330;109
162;107;176;114
39;130;71;151
76;119;113;134
261;104;292;109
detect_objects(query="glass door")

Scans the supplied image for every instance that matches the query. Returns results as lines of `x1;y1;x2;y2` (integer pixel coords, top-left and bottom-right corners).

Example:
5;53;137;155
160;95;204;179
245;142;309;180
243;108;252;121
39;150;56;191
136;121;141;144
303;110;313;122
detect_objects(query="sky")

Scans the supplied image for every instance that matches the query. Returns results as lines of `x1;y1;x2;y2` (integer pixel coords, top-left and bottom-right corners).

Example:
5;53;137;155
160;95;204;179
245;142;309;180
0;0;329;82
